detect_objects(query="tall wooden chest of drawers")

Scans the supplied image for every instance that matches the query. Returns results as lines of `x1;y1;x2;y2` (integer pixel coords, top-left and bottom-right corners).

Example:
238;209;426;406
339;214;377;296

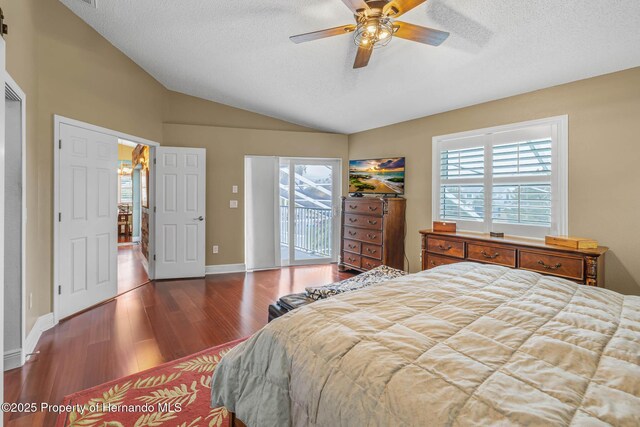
420;230;608;287
340;197;406;272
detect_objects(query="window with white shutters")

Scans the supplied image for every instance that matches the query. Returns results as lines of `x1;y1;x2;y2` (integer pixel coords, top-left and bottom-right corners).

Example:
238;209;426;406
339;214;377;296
432;117;568;238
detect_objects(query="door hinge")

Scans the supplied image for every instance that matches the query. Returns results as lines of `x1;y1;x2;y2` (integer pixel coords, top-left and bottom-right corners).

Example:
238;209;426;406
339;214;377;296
153;254;156;261
0;8;8;37
58;285;61;295
153;158;156;165
153;206;156;213
59;139;62;149
58;212;62;222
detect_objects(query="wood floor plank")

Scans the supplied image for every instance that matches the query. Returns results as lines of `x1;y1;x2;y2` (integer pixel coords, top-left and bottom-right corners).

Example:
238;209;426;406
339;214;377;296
3;264;353;426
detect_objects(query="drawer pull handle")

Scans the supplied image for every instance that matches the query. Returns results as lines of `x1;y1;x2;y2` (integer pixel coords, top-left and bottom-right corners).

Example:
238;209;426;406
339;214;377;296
430;261;437;266
367;233;377;239
348;231;356;236
538;260;562;270
438;244;452;251
349;204;358;209
348;257;356;262
367;220;378;225
481;250;500;259
366;263;373;268
348;244;357;249
366;248;377;254
349;218;358;222
368;206;378;211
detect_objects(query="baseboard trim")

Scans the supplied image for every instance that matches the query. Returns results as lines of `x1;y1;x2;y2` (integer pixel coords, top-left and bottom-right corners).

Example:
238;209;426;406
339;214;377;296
4;348;22;371
205;263;246;275
141;256;149;276
24;313;55;361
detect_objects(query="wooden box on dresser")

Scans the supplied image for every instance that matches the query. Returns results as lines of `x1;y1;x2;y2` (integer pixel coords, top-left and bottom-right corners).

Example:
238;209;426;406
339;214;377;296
420;230;609;287
340;197;406;272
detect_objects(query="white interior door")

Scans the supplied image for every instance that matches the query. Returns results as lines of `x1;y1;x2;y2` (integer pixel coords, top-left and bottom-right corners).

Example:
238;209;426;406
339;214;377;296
155;147;206;279
58;124;118;319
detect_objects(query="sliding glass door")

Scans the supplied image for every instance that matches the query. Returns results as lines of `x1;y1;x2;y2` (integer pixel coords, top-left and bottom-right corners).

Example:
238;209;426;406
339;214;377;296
279;158;341;266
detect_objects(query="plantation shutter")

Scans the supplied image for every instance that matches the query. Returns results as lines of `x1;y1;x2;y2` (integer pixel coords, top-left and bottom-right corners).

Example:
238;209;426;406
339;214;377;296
433;118;567;238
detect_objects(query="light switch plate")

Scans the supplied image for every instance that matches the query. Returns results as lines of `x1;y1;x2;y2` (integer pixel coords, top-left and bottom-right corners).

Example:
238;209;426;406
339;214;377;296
212;245;219;254
232;185;238;193
230;200;238;208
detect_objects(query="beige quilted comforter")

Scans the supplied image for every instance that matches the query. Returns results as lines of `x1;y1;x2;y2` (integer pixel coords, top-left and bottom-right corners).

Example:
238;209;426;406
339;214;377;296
211;263;640;426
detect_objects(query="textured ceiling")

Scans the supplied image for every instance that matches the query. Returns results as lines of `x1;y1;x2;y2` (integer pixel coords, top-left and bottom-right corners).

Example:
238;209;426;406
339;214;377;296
59;0;640;134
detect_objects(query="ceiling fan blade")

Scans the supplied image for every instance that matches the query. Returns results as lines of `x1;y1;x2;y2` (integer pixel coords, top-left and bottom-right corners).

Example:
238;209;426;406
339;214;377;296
290;25;356;44
384;0;427;17
353;45;373;69
393;21;449;46
341;0;370;14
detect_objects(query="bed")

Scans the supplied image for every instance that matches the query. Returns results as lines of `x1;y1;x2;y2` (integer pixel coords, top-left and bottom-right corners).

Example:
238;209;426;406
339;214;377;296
211;263;640;426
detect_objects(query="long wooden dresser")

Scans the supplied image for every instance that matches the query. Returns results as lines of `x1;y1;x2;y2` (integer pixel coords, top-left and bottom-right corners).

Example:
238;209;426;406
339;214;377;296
420;229;608;287
340;197;406;272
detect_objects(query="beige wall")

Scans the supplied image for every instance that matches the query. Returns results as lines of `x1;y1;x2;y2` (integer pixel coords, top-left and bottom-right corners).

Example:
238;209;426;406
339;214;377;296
163;124;348;266
4;0;167;333
4;0;639;342
163;91;314;133
2;0;329;334
349;67;640;295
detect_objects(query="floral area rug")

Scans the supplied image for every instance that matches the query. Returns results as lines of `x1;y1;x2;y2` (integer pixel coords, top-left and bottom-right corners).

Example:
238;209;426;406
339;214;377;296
55;338;246;427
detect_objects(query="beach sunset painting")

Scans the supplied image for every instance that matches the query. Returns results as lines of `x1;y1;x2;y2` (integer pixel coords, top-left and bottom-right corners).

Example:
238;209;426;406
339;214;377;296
349;157;405;194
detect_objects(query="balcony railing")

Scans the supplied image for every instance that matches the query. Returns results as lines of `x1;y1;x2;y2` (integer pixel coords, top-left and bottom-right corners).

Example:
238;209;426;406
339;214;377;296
280;205;332;258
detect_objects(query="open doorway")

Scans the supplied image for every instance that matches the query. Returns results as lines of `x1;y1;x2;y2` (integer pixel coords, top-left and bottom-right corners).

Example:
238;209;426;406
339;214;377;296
53;116;159;321
54;116;206;320
245;156;341;272
4;74;26;370
117;139;150;294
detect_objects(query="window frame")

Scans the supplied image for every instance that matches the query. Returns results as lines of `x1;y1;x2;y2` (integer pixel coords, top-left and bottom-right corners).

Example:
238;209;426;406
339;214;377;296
432;115;568;239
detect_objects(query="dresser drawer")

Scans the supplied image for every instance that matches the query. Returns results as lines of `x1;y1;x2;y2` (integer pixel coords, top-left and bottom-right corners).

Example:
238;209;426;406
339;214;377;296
362;243;382;260
344;200;383;215
427;237;465;259
344;227;383;244
343;252;361;269
519;250;584;281
344;213;383;230
425;253;461;269
343;239;361;254
361;257;382;270
467;243;516;268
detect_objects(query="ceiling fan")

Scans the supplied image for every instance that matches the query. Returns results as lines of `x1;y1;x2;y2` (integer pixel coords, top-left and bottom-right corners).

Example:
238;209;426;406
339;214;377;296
290;0;450;69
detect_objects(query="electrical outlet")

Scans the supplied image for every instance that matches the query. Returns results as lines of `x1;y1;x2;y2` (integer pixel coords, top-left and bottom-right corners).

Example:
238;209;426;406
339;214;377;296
29;292;33;309
230;200;238;208
232;185;238;194
212;245;219;254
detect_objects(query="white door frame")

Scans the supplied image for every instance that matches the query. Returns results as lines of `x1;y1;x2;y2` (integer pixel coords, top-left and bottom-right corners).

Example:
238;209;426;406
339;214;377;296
280;157;342;267
53;115;159;324
4;72;26;367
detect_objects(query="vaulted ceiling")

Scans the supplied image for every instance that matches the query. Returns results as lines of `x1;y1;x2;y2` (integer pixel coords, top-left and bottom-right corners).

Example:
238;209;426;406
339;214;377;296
60;0;640;134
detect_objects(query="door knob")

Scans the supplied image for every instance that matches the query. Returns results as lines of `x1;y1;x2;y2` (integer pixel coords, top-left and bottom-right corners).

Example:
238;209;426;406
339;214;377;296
194;216;204;221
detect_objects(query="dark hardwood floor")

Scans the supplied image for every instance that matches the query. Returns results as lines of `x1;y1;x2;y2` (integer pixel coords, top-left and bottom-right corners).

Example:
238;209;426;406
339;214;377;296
117;234;132;244
117;244;149;294
4;265;353;427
